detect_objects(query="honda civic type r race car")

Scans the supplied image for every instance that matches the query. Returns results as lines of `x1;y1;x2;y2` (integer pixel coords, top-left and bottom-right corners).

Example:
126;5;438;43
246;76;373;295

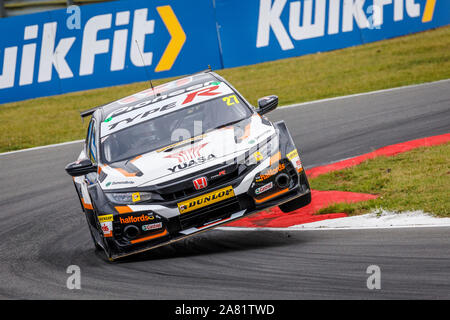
65;70;311;261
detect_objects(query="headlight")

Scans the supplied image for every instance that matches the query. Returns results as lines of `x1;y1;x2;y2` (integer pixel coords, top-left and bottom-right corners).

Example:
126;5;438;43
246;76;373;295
105;191;155;204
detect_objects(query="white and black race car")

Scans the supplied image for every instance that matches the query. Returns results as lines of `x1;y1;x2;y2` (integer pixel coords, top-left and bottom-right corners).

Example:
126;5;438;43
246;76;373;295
65;70;311;261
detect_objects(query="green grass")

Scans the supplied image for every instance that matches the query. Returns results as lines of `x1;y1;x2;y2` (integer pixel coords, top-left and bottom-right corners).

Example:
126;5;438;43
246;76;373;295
310;143;450;217
1;26;450;153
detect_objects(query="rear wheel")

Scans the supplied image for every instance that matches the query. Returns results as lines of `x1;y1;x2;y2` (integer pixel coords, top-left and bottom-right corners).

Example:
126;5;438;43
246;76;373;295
279;192;311;213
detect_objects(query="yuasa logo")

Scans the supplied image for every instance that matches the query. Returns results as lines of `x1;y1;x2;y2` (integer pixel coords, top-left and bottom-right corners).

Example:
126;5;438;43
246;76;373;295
0;5;186;89
256;0;437;50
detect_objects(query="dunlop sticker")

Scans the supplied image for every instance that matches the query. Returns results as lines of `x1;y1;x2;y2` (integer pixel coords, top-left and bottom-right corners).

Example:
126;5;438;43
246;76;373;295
177;186;235;214
98;214;113;223
287;149;298;160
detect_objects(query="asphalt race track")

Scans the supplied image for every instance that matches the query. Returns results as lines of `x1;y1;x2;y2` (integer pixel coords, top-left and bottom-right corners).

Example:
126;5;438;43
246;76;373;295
1;80;449;299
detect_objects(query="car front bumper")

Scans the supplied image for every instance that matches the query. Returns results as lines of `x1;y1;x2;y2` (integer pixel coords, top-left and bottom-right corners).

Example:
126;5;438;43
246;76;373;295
104;155;310;261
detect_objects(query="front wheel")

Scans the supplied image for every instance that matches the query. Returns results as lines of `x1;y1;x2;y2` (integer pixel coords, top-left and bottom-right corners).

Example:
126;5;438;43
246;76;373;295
279;192;311;213
87;222;103;251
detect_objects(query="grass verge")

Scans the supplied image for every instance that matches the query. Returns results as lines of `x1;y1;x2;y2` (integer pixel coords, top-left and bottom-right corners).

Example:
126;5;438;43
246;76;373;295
1;26;450;153
309;143;450;217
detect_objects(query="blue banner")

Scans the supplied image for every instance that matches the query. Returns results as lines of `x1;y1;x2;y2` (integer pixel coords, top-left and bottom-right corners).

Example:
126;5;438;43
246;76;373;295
216;0;450;68
0;0;449;104
0;0;222;104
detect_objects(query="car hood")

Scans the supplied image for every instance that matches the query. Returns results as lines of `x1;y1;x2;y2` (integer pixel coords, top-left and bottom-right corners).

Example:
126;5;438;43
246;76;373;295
100;115;275;190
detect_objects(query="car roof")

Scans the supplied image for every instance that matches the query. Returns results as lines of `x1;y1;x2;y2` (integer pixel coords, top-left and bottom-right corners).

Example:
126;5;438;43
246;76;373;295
95;72;221;123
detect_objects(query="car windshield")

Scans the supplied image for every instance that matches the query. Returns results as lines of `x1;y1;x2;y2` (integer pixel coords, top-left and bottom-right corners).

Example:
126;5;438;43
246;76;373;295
101;94;252;163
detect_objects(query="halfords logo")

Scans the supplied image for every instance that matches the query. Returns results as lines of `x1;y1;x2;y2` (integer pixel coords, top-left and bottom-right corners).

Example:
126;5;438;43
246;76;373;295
0;6;185;89
256;0;437;50
119;214;154;224
256;163;286;182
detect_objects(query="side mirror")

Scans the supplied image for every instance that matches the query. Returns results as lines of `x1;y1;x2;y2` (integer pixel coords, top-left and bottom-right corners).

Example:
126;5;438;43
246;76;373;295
257;95;278;115
65;158;97;177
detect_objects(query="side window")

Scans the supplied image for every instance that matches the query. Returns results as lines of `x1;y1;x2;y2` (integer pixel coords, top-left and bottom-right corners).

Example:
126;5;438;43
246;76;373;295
87;120;97;163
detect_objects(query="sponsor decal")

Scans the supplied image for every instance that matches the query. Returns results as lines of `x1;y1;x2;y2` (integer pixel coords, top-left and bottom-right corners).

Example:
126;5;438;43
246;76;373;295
177;186;235;214
98;214;113;223
98;214;114;237
293;157;303;172
253;151;263;162
168;154;216;173
101;222;113;237
102;81;233;135
210;169;226;180
256;163;286;182
255;182;273;195
287;149;303;172
131;192;141;202
287;149;298;160
193;176;208;190
119;213;154;224
256;0;439;51
106;79;210;121
182;85;222;104
142;222;163;231
164;143;208;163
105;181;135;187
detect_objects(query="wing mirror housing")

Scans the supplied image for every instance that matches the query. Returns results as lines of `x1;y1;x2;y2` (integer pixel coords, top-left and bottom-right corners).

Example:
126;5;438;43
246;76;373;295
257;95;278;115
65;158;97;177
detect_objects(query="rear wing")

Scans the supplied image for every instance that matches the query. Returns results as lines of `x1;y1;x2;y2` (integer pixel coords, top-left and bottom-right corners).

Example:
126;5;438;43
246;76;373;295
80;106;98;118
80;103;109;118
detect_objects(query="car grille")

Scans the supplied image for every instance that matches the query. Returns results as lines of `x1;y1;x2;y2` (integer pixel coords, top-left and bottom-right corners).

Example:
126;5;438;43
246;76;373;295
157;164;241;202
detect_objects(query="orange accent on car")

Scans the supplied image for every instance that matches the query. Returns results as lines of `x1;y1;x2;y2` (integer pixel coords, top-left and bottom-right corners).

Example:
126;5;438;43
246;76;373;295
115;168;137;177
97;164;107;174
130;229;169;244
81;198;93;210
270;152;281;166
115;206;133;214
254;188;289;204
130;155;142;163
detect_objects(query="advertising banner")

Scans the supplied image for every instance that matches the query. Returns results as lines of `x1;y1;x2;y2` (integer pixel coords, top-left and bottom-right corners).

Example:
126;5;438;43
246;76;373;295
216;0;449;67
0;0;222;104
0;0;449;104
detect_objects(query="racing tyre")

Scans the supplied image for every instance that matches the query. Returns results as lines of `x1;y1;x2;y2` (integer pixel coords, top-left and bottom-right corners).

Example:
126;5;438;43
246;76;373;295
279;192;311;213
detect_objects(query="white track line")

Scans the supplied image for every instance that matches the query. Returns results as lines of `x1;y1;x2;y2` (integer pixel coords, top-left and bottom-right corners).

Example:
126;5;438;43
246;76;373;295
282;78;450;109
0;139;83;156
218;224;450;231
218;210;450;231
2;78;449;157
